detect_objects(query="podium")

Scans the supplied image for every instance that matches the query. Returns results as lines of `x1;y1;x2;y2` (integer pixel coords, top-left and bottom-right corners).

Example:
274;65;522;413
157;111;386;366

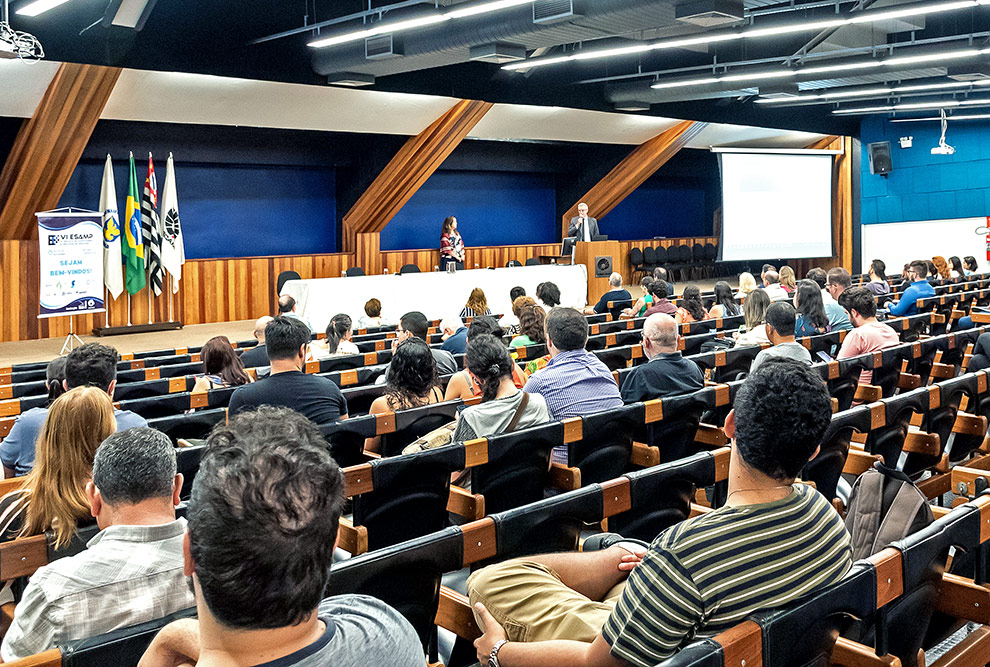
573;241;622;305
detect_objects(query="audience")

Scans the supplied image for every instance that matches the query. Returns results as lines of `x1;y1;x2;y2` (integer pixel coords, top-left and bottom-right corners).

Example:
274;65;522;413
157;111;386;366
193;336;253;392
674;285;709;324
499;286;528;334
779;265;797;294
228;316;348;425
440;316;469;354
621;277;655;318
1;343;146;478
837;287;901;385
759;263;777;288
276;294;312;333
310;313;360;359
452;334;551;442
469;358;850;667
366;338;443;453
508;298;538;346
825;267;854;331
239;315;273;369
460;287;493;319
734;289;771;347
515;306;553;375
794;279;831;336
964;255;979;275
967;332;990;371
932;255;952;281
643;280;677;316
536;281;561;310
864;260;890;297
620;313;704;403
523;308;622;464
356;297;389;329
651;267;675;296
44;356;67;406
737;271;757;297
761;270;789;302
708;281;741;318
805;267;851;331
949;255;965;279
446;318;527;401
140;407;422;667
887;260;936;316
589;273;631;320
1;428;192;661
378;311;457;379
750;302;812;372
0;387;116;544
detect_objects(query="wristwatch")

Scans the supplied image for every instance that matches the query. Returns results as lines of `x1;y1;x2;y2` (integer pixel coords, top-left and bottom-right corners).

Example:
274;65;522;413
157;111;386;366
488;639;509;667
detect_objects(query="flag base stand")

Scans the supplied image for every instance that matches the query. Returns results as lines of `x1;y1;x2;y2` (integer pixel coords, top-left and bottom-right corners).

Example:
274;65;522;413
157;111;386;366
92;321;183;337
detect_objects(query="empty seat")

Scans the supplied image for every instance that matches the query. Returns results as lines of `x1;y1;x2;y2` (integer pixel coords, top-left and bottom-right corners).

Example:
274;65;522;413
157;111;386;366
345;266;366;277
399;264;421;275
275;270;300;295
525;257;541;266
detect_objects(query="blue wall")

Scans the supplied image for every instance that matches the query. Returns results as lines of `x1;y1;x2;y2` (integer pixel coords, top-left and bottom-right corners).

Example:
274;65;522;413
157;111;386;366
58;160;336;259
860;115;990;224
381;170;557;251
602;183;708;240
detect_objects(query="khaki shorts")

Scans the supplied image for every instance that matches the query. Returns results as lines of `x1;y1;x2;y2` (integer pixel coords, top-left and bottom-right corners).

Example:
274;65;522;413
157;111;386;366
467;558;627;643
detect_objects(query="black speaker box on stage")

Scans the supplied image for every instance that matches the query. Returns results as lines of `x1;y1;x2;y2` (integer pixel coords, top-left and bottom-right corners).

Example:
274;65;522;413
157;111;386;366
868;141;892;175
594;256;612;278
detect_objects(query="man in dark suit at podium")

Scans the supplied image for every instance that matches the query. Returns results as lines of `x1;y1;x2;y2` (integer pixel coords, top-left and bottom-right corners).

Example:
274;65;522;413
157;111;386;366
567;202;600;242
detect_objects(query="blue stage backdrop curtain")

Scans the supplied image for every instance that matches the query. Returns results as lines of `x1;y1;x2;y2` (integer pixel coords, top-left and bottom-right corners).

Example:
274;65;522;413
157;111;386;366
59;161;337;258
381;170;556;251
601;184;708;240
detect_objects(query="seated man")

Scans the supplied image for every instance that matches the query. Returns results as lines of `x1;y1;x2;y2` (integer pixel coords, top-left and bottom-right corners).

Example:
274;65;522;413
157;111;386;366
887;260;936;317
239;315;273;369
761;270;790;302
620;313;704;403
441;316;468;355
470;358;851;667
499;286;527;334
750;302;812;372
642;280;677;316
807;267;852;331
0;343;146;477
524;307;622;464
588;273;632;320
837;287;900;385
228;316;348;424
140;407;422;667
1;428;191;660
376;311;458;385
825;268;854;331
445;317;527;401
277;294;313;333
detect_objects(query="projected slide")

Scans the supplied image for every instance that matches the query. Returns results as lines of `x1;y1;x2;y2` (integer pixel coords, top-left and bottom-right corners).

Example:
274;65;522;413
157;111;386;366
720;152;833;261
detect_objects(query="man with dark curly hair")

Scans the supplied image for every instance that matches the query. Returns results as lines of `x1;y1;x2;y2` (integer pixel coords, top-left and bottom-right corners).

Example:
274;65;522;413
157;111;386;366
470;358;851;667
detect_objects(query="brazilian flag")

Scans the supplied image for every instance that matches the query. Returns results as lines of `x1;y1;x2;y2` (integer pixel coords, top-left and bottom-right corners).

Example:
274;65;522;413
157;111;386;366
124;153;146;295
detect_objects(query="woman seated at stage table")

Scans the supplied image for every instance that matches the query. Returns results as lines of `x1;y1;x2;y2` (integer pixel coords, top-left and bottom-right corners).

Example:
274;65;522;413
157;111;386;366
794;279;831;337
707;281;740;319
460;287;493;319
309;314;360;361
733;289;771;347
193;336;254;392
440;216;465;270
737;272;757;299
674;285;709;324
0;387;115;544
356;298;390;330
779;266;797;294
446;318;528;401
536;281;561;311
365;338;443;454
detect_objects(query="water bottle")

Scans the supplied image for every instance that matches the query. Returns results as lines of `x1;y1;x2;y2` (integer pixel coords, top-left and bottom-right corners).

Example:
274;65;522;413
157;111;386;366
474;263;480;270
434;265;440;272
341;270;346;277
383;268;389;275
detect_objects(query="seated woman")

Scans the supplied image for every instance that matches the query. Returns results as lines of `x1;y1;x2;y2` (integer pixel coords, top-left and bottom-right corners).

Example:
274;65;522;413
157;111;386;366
734;289;771;347
365;338;443;454
451;334;550;443
621;277;654;319
674;285;709;324
536;281;561;311
356;298;389;330
779;266;797;295
737;272;757;299
310;314;360;360
505;295;535;337
460;287;493;319
707;281;740;319
0;387;116;545
193;336;253;392
964;256;979;276
932;255;952;281
44;357;67;406
794;279;831;337
949;255;966;279
446;318;527;401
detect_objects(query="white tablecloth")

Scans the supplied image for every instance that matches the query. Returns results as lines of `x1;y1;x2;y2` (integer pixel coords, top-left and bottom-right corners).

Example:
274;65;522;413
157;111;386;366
281;264;588;333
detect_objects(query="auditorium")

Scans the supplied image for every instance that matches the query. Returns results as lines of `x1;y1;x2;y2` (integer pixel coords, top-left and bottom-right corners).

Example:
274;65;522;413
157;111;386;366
3;0;990;665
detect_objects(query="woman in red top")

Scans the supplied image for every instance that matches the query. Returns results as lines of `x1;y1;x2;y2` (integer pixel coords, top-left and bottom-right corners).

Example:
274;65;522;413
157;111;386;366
440;216;465;270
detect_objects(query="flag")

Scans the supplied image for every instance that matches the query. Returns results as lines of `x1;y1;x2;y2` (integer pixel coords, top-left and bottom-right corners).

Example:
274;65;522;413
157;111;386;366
141;154;164;296
99;155;124;300
124;152;146;295
160;153;185;293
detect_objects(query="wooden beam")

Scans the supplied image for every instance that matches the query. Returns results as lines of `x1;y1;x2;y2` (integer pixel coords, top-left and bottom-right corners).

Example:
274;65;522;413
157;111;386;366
560;120;708;237
341;99;493;252
0;63;121;240
806;135;840;150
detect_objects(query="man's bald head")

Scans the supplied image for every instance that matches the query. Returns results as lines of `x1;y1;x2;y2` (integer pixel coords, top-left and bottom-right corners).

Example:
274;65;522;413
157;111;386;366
643;313;678;358
609;272;622;288
254;316;274;342
764;270;780;286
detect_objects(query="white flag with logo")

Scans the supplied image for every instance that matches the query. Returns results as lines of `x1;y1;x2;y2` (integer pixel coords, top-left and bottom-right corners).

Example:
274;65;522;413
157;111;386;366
99;154;124;299
159;153;185;293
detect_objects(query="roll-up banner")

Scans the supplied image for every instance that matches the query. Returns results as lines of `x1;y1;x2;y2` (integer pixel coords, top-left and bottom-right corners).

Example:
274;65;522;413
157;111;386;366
37;209;106;318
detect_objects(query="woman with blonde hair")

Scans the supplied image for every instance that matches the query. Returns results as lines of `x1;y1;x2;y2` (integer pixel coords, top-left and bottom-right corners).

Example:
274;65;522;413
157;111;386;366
737;272;757;297
779;266;797;294
0;387;116;547
459;287;492;319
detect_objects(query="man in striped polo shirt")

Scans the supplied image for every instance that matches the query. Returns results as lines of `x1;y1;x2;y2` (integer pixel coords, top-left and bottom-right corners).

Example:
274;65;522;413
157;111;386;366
470;358;852;667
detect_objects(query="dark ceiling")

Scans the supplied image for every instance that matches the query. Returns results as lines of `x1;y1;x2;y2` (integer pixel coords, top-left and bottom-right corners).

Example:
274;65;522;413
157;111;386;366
10;0;990;137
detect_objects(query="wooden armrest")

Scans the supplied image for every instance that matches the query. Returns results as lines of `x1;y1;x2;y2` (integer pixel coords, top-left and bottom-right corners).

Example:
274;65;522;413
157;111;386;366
843;450;882;476
176;438;195;448
831;397;839;413
549;462;581;491
930;362;956;379
0;601;15;636
447;486;485;520
689;503;713;518
931;505;952;519
830;637;903;666
936;573;990;625
851;431;868;445
950;464;990;497
952;412;988;436
902;431;940;457
630;442;660;468
435;586;480;640
0;535;49;581
898;373;921;390
854;384;882;402
336;518;368;556
694;424;728;448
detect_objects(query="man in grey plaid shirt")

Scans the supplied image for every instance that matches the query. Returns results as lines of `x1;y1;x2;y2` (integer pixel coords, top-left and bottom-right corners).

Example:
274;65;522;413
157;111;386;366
1;428;193;661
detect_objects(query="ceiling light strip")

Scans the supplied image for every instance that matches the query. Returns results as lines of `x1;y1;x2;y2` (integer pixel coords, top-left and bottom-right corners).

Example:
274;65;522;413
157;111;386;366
832;97;990;114
15;0;72;16
756;79;990;105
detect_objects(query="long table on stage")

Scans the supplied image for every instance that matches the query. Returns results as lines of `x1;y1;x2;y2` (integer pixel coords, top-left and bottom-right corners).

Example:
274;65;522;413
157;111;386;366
281;264;589;333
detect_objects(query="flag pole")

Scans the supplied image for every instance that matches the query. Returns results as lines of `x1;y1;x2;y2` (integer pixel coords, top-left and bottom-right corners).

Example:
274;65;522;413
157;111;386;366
147;270;153;325
127;293;132;326
168;275;174;322
104;287;109;327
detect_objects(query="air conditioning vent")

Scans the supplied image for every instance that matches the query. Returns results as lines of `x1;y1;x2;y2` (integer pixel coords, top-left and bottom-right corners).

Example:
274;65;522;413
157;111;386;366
675;0;744;27
469;43;526;64
533;0;583;24
366;34;403;60
947;60;990;81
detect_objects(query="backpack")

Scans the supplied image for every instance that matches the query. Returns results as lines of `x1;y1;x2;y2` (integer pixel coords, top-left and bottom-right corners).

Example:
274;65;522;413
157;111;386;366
844;461;933;560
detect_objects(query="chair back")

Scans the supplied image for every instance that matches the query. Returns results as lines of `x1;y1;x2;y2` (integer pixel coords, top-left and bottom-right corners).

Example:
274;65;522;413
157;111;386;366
60;607;198;667
472;422;561;514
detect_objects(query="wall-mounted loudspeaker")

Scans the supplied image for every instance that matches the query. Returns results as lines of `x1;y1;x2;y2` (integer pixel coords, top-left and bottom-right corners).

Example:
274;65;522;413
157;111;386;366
868;141;892;175
595;256;612;278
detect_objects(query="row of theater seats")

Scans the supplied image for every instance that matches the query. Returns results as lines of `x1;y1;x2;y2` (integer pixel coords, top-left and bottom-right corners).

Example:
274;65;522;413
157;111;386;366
629;243;719;282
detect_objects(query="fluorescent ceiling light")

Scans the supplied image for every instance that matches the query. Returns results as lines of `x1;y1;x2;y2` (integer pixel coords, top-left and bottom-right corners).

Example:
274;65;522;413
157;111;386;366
755;79;990;103
883;48;983;65
891;112;990;121
800;61;883;74
833;96;990;114
652;76;721;90
309;0;534;48
15;0;71;16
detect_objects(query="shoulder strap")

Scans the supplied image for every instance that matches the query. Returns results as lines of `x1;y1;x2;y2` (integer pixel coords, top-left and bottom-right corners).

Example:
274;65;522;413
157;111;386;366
506;392;530;432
